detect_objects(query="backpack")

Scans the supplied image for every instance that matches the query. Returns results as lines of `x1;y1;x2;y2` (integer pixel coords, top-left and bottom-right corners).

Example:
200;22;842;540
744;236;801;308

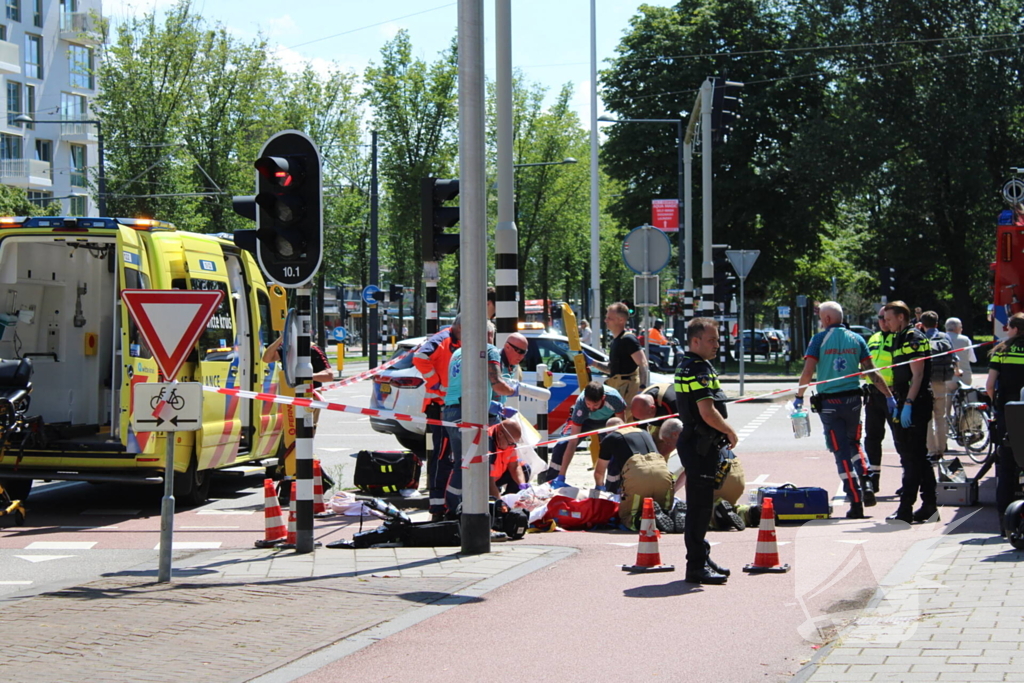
929;331;955;380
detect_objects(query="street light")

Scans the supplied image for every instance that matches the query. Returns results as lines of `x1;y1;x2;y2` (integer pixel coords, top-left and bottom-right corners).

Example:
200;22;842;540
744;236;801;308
514;157;577;170
598;114;686;338
14;114;106;217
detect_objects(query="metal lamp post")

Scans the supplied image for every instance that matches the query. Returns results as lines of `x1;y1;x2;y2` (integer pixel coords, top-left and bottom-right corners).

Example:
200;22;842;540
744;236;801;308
15;114;106;216
598;114;686;338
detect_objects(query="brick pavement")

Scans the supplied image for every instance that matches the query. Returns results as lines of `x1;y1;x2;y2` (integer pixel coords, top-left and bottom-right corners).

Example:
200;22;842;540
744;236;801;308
0;544;571;683
795;533;1024;682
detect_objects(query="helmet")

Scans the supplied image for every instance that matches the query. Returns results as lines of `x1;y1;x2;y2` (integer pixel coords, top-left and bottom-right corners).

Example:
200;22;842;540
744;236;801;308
1003;499;1024;550
654;318;664;327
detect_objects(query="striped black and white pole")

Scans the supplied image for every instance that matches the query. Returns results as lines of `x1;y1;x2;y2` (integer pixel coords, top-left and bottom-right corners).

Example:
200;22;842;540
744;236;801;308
536;362;549;464
684;289;693;324
425;261;439;336
494;249;518;346
295;287;315;554
719;316;728;367
494;0;519;347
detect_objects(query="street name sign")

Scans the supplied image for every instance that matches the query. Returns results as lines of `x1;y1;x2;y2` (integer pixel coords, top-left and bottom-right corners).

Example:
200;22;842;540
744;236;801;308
121;290;225;380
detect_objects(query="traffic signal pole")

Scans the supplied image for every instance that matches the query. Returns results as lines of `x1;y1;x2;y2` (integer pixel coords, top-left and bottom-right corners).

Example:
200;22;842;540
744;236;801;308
494;0;519;347
458;0;490;555
701;79;714;319
370;130;380;369
295;288;315;554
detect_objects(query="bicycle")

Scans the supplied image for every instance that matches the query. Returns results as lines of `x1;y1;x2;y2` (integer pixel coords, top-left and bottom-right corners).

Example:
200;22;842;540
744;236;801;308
947;381;994;464
0;357;34;523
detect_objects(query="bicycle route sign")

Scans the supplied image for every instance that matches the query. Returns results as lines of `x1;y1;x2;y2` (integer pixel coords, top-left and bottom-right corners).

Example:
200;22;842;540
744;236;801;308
131;382;203;433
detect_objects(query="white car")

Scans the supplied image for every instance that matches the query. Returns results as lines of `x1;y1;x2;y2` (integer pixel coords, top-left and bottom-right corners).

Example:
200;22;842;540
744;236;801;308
368;331;671;452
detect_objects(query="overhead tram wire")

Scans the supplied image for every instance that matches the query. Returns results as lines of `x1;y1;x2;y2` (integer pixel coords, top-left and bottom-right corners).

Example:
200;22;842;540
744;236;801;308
288;2;456;50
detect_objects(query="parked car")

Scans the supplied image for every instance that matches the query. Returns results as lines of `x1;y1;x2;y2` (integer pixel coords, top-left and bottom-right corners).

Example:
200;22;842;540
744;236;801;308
848;325;874;342
368;331;671;452
738;329;772;357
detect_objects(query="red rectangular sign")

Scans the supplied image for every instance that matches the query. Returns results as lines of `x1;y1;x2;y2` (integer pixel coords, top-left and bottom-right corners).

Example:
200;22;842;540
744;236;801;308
651;199;679;232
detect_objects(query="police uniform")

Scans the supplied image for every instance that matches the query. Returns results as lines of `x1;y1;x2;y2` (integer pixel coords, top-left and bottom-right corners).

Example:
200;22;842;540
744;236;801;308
674;350;730;578
989;337;1024;516
863;330;898;489
890;323;935;520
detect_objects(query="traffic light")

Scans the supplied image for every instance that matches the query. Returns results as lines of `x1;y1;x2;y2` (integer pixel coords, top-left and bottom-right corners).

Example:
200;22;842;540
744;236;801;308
880;266;897;299
233;130;322;287
389;283;405;301
713;247;735;303
420;177;460;260
710;78;744;148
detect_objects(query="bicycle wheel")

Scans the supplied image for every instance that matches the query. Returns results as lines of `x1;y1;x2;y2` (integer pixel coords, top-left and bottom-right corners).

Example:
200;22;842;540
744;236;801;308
960;407;991;463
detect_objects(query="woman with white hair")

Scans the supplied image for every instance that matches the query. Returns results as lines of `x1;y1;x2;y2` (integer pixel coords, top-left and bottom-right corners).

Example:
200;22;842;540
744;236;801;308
945;317;976;386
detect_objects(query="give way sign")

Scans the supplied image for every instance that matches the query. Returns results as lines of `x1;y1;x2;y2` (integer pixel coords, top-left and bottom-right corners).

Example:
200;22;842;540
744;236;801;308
121;289;225;380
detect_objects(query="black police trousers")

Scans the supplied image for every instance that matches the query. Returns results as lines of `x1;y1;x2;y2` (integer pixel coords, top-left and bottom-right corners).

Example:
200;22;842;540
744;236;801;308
993;414;1021;518
893;400;936;515
864;386;898;488
677;435;720;574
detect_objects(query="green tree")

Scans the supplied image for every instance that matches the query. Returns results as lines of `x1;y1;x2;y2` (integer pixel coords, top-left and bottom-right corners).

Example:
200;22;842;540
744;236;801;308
364;30;459;331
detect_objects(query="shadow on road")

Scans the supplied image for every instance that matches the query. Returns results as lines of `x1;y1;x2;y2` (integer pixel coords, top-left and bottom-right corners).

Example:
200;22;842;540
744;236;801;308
623;579;703;598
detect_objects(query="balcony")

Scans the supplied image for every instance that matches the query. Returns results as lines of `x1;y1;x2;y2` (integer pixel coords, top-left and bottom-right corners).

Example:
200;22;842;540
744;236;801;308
0;40;20;74
0;159;52;187
59;121;98;143
59;11;105;45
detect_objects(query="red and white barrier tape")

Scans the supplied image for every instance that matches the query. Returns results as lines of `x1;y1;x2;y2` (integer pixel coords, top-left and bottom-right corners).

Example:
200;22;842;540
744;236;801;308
315;343;421;394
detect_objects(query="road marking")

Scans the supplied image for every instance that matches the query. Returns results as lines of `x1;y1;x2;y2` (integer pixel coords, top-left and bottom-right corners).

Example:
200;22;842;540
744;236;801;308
0;581;32;585
196;510;255;515
608;542;638;547
61;526;120;529
736;404;783;446
24;541;97;550
153;541;223;550
14;555;74;563
838;540;868;544
81;509;141;516
180;525;241;529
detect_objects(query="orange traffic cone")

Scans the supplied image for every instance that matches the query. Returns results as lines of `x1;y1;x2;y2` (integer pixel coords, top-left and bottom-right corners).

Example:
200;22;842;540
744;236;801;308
620;497;675;573
255;478;287;548
313;460;332;517
742;497;790;573
280;481;298;548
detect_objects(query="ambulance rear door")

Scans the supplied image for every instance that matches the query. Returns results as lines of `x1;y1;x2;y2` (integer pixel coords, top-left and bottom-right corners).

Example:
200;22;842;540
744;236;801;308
116;226;160;455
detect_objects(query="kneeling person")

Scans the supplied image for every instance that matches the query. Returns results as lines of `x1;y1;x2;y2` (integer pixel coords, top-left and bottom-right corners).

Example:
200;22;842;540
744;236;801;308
489;418;528;497
594;418;674;529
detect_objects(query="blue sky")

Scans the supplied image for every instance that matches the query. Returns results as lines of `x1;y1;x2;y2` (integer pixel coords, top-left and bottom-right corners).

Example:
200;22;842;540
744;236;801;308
103;0;678;120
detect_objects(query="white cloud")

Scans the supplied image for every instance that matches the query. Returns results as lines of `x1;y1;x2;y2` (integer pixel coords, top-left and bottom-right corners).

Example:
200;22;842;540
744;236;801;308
266;14;299;40
378;21;402;41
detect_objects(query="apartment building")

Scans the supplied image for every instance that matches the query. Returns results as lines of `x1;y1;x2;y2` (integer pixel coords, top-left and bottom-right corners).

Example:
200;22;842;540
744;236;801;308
0;0;102;215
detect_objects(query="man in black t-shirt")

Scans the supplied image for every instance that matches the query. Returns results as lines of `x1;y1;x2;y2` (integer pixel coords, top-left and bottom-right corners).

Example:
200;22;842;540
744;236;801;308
594;419;673;529
587;302;649;421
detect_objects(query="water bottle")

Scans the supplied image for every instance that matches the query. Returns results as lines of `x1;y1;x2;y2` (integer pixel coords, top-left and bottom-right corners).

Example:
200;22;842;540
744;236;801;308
789;403;811;439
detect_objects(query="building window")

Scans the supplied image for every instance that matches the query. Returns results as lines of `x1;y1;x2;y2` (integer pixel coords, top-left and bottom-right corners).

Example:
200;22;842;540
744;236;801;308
24;34;41;79
27;190;53;207
31;0;39;26
34;138;50;177
69;45;93;90
6;0;19;22
69;195;86;216
24;83;33;128
61;92;86;119
0;24;7;41
70;143;86;186
0;132;22;160
6;80;20;126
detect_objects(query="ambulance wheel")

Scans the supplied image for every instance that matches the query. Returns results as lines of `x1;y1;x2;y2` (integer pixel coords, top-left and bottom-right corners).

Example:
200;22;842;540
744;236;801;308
1003;500;1024;550
396;434;426;458
174;456;211;507
0;478;31;502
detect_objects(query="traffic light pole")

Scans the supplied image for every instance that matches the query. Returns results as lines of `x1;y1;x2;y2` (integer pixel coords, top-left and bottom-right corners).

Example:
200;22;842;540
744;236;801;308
369;130;380;368
458;0;489;556
701;79;714;319
494;0;519;347
295;288;316;553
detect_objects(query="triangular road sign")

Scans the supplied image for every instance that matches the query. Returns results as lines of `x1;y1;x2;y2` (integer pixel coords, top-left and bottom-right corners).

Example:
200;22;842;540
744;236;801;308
121;289;225;380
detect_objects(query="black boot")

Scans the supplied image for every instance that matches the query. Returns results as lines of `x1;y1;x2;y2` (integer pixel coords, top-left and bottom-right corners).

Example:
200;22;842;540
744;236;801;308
862;481;877;508
886;509;913;524
912;505;940;523
706;556;731;577
846;503;866;520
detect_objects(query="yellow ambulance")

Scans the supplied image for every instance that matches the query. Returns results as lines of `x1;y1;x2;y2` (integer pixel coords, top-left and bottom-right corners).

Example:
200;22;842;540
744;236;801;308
0;216;288;504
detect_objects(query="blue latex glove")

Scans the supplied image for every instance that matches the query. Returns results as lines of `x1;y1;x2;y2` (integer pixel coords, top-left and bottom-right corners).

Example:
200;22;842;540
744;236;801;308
500;405;518;419
886;396;898;416
488;400;504;416
581;352;595;367
518;482;530;490
594;485;606;492
793;397;804;411
900;402;913;428
550;475;568;489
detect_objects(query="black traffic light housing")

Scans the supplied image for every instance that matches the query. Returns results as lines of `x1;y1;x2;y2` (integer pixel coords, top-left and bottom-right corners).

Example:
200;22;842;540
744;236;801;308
233;130;322;287
710;78;744;149
389;283;405;301
420;177;460;260
880;266;897;299
713;246;736;303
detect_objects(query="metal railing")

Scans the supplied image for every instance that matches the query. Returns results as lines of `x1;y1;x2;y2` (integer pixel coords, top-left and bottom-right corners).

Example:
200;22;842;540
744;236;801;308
0;159;52;181
59;11;101;34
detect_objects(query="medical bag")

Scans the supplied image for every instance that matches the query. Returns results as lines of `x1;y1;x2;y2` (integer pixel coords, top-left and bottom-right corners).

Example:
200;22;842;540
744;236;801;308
757;484;831;521
354;450;422;495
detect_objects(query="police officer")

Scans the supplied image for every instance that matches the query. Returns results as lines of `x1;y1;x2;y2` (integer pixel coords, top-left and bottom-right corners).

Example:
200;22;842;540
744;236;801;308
985;312;1024;520
864;312;899;491
882;301;937;525
674;317;737;585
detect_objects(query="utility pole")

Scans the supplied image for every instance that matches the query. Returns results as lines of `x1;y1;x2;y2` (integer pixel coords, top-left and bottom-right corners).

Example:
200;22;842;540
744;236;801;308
494;0;519;346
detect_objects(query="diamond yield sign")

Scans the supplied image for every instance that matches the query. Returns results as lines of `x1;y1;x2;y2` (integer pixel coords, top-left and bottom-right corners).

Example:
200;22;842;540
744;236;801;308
121;289;225;380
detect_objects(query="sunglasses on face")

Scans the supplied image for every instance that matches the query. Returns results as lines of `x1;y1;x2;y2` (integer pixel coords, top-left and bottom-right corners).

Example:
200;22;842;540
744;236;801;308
507;343;527;355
